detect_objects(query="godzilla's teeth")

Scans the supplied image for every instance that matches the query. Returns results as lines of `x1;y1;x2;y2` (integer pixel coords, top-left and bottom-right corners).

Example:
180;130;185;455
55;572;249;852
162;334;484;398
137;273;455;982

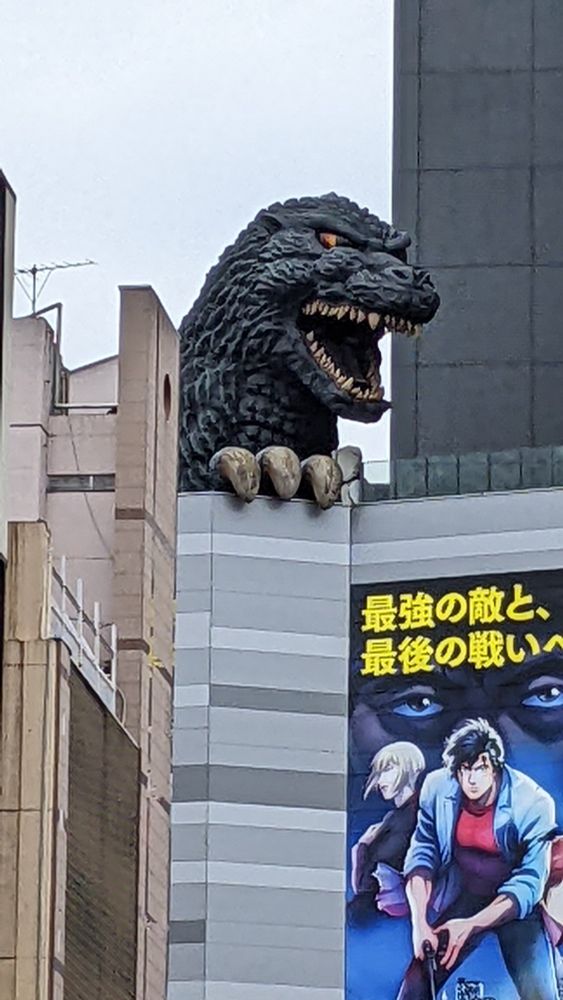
351;387;362;397
321;303;330;316
306;331;314;343
328;305;340;317
337;305;348;320
385;314;390;324
368;312;380;330
349;307;357;321
310;301;319;315
356;309;366;324
414;323;423;337
341;377;354;392
406;320;413;333
311;340;319;352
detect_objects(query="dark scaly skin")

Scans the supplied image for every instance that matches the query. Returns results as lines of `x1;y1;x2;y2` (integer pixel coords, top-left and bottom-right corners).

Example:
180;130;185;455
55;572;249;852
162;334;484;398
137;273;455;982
178;193;439;492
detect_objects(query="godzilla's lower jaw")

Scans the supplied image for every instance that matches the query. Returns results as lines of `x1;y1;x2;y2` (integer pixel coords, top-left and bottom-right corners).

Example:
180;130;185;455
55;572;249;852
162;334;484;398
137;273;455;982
296;297;424;414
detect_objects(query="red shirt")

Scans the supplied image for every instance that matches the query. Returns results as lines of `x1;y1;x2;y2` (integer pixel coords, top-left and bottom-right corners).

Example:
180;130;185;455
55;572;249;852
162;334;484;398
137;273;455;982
454;799;512;896
456;801;497;854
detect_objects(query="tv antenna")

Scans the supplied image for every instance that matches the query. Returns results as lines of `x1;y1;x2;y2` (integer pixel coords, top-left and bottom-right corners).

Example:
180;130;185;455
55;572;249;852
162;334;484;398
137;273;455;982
15;259;97;313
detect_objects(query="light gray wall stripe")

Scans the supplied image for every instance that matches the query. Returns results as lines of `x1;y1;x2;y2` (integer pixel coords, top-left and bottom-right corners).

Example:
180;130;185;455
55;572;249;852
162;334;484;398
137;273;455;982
176;611;211;648
168;983;204;1000
173;860;343;892
171;822;207;860
208;742;345;775
177;533;212;556
211;553;348;600
351;488;563;542
175;685;209;708
207;919;343;952
168;943;205;982
177;494;213;533
205;982;342;1000
353;525;563;566
210;648;347;694
352;550;563;585
208;533;349;564
174;707;209;730
176;589;212;613
208;707;346;753
169;882;207;920
210;493;350;541
205;942;343;988
207;824;345;869
206;882;344;928
211;590;347;636
207;803;346;833
210;626;347;658
176;553;212;590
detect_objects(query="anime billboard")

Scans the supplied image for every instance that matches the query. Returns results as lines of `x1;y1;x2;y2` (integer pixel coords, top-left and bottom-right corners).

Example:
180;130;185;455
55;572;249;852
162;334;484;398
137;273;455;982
347;571;563;1000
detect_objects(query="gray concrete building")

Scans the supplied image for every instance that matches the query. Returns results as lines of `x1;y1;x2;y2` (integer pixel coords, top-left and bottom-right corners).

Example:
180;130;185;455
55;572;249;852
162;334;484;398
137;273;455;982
169;479;563;998
392;0;563;459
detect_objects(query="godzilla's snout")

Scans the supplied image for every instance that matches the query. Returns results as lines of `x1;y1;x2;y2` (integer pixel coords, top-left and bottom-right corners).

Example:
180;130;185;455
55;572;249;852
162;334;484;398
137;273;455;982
348;253;440;327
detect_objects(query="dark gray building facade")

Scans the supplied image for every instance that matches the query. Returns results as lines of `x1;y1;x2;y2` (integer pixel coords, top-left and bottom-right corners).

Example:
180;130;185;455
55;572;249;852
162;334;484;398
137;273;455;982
392;0;563;459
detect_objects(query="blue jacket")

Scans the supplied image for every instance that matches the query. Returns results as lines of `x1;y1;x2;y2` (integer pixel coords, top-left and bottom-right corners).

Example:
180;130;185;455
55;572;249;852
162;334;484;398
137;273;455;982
403;765;556;920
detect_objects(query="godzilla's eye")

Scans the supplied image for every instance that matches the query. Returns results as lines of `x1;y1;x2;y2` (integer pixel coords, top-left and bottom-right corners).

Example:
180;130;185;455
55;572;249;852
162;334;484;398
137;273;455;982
318;232;352;250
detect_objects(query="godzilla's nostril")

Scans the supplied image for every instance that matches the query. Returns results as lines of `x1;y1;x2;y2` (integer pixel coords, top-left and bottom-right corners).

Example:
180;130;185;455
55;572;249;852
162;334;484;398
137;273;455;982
389;266;412;283
418;271;433;287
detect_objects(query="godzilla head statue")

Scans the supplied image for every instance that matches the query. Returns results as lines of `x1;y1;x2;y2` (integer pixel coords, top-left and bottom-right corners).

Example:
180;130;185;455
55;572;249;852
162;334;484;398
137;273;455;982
178;193;439;502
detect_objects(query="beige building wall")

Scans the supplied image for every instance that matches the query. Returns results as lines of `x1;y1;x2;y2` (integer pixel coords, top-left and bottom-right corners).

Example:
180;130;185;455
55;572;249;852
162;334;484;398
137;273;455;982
1;175;16;557
0;522;68;1000
6;282;179;1000
114;286;179;999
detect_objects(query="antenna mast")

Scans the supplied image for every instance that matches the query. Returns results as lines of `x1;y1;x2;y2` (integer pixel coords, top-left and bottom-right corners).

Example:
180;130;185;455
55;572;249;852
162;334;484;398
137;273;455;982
15;259;97;313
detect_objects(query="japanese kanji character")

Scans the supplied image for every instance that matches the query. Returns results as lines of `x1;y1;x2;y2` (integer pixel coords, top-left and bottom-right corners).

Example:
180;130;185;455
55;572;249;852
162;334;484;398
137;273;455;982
398;591;435;631
360;638;397;677
397;635;435;675
361;594;397;633
468;630;505;669
435;592;468;624
467;586;505;626
434;636;467;668
543;634;563;653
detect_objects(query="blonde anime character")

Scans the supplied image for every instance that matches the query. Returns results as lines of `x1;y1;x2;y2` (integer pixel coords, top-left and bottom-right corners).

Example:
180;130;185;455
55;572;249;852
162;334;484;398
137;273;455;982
350;742;426;920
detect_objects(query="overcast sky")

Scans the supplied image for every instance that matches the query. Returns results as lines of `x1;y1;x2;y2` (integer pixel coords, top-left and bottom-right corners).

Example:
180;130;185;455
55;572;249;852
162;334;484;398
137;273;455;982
3;0;394;459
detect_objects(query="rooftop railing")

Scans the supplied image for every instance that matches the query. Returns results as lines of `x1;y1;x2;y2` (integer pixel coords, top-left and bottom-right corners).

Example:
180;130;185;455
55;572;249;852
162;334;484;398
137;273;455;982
51;556;117;713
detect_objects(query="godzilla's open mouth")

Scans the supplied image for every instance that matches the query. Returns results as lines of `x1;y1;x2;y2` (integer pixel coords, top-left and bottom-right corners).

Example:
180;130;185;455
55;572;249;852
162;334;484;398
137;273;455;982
297;297;423;402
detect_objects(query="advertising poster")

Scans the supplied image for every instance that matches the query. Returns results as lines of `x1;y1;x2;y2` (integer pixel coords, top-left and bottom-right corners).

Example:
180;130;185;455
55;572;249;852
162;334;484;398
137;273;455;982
347;571;563;1000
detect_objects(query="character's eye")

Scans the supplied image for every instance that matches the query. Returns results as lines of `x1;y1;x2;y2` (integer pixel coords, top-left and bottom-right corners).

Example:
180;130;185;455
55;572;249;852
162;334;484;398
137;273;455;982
392;695;443;719
522;684;563;709
318;231;353;250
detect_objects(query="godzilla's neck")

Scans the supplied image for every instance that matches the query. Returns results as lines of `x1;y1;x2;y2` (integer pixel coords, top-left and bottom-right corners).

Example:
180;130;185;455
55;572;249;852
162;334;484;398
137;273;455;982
179;362;339;491
227;365;339;458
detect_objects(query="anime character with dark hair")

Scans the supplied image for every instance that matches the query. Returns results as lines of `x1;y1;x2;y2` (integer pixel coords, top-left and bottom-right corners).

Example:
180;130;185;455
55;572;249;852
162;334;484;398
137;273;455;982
397;718;559;1000
349;742;425;922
